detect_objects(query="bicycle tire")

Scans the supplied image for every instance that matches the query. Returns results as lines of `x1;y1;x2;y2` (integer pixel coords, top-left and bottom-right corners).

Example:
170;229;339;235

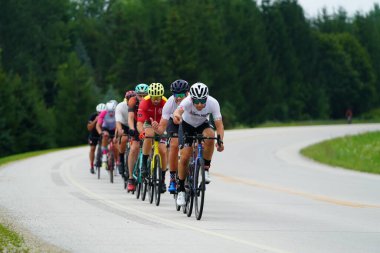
96;144;102;179
148;158;154;204
194;158;206;220
108;150;114;183
141;177;148;201
135;159;141;199
154;155;162;206
185;165;194;217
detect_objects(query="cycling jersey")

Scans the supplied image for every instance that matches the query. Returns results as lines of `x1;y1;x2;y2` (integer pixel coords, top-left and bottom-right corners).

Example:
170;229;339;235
178;95;222;128
98;110;116;130
162;95;181;120
88;112;100;137
137;95;167;123
127;96;141;119
115;101;129;126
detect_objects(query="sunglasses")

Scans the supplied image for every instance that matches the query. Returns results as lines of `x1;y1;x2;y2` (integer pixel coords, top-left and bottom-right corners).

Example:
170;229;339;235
192;98;207;104
174;93;186;98
137;93;147;97
151;96;162;100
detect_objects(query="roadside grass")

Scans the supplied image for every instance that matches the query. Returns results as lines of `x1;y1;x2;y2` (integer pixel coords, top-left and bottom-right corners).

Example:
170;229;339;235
255;119;379;128
301;131;380;174
0;223;28;253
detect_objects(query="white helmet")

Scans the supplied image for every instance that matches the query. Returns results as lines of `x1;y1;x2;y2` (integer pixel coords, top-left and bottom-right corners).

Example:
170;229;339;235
108;99;118;107
96;103;106;112
106;101;116;111
190;82;209;99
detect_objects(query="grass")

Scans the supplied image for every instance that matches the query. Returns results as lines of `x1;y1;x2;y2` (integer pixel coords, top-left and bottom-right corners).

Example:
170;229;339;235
0;223;28;253
0;147;77;167
301;131;380;174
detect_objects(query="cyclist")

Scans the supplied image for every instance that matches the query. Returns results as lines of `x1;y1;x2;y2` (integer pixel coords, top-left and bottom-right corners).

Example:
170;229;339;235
96;100;118;170
126;83;149;191
137;82;168;193
87;103;106;174
115;90;136;181
151;79;190;193
173;82;224;206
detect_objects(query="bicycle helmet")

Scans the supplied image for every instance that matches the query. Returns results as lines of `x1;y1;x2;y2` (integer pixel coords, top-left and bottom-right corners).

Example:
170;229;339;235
190;82;209;99
125;90;136;100
148;83;164;96
170;79;189;94
135;83;149;94
96;103;106;112
106;101;116;111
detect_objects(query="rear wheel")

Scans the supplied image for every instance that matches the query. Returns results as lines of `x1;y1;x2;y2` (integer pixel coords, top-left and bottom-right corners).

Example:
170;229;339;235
95;144;102;179
185;172;194;217
147;158;154;204
108;150;114;183
194;158;205;220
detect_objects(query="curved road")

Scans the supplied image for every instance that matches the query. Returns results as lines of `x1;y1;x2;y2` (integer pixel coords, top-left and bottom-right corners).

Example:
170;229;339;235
1;124;380;253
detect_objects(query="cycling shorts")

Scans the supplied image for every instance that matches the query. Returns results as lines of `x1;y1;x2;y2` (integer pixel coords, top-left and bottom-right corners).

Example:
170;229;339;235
179;120;213;148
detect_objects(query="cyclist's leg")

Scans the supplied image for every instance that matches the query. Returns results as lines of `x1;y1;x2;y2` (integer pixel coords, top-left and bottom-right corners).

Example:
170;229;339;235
168;137;179;192
101;129;110;167
88;136;98;173
201;124;215;183
142;126;154;171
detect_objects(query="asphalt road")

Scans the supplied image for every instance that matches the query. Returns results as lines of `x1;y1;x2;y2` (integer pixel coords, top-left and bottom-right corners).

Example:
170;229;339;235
1;124;380;253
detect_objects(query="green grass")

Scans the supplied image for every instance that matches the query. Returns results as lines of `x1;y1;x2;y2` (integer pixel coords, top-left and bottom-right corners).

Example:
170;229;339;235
301;131;380;174
0;223;28;253
0;147;79;167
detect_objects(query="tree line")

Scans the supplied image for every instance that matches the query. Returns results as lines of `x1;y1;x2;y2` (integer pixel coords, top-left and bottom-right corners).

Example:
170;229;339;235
1;0;380;157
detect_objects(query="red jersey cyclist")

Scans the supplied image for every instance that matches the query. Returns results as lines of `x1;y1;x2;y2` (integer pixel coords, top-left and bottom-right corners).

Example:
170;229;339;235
126;83;149;191
137;82;168;193
173;82;225;206
151;79;190;193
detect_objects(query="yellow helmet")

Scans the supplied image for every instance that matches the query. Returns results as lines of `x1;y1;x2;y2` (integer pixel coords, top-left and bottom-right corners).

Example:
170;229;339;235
148;83;164;96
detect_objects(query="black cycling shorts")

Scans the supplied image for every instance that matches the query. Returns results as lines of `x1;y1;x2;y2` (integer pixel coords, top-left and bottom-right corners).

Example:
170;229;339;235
179;120;213;148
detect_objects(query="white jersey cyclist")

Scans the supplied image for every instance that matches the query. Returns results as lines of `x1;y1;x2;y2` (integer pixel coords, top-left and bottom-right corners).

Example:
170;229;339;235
177;95;222;127
115;101;129;126
162;95;178;120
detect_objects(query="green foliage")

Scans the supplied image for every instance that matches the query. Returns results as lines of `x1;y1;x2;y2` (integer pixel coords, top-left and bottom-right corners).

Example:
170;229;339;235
1;0;380;156
0;223;27;252
54;53;97;146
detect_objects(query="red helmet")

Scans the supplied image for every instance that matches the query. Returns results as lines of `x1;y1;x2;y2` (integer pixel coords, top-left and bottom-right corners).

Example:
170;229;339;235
125;90;136;100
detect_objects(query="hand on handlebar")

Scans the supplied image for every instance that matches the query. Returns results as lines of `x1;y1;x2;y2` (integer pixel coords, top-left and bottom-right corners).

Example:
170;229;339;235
139;131;145;140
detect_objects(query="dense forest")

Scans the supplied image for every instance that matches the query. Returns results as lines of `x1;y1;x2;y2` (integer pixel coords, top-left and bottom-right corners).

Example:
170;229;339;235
1;0;380;157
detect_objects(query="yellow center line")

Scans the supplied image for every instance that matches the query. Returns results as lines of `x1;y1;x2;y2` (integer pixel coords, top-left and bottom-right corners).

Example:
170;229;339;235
213;172;380;208
62;163;291;253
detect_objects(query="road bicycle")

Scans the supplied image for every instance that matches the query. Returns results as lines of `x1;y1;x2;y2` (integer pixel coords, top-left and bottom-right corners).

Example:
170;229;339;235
95;136;102;180
183;134;221;220
131;139;146;200
144;135;166;206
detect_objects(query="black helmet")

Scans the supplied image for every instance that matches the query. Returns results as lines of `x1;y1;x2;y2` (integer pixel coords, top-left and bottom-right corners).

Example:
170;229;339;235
170;79;189;94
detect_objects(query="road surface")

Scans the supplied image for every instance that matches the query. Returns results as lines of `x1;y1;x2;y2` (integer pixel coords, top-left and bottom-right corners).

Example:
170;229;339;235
1;124;380;253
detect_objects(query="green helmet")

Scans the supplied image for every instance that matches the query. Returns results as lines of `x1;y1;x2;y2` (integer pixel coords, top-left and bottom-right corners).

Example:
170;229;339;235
148;83;164;96
135;83;149;94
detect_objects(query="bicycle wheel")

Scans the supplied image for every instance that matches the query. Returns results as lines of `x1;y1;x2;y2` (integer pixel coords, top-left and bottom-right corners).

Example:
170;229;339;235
108;150;114;183
185;163;194;217
141;175;148;201
96;144;102;179
154;155;162;206
134;159;141;198
194;158;206;220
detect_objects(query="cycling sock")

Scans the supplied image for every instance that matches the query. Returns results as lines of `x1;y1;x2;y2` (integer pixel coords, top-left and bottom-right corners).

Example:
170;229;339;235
90;162;94;168
178;179;185;191
142;155;149;167
204;159;211;170
119;153;124;165
162;170;166;181
170;171;176;181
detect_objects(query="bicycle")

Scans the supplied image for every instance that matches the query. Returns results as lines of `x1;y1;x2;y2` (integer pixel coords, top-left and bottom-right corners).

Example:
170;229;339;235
131;139;146;199
94;136;102;179
183;133;221;220
144;135;166;206
99;133;116;183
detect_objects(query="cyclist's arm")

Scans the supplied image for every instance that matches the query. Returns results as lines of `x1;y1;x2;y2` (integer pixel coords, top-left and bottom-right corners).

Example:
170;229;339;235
154;118;168;135
128;111;135;130
116;121;123;136
173;107;184;124
87;117;97;131
137;121;144;134
214;119;224;143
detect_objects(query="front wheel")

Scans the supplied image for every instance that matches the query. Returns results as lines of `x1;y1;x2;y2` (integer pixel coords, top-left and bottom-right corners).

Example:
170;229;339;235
108;150;114;183
154;155;162;206
194;158;205;220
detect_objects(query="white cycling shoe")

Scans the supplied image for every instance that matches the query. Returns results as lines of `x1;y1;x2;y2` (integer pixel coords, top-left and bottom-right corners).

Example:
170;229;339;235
176;192;186;206
205;171;211;184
